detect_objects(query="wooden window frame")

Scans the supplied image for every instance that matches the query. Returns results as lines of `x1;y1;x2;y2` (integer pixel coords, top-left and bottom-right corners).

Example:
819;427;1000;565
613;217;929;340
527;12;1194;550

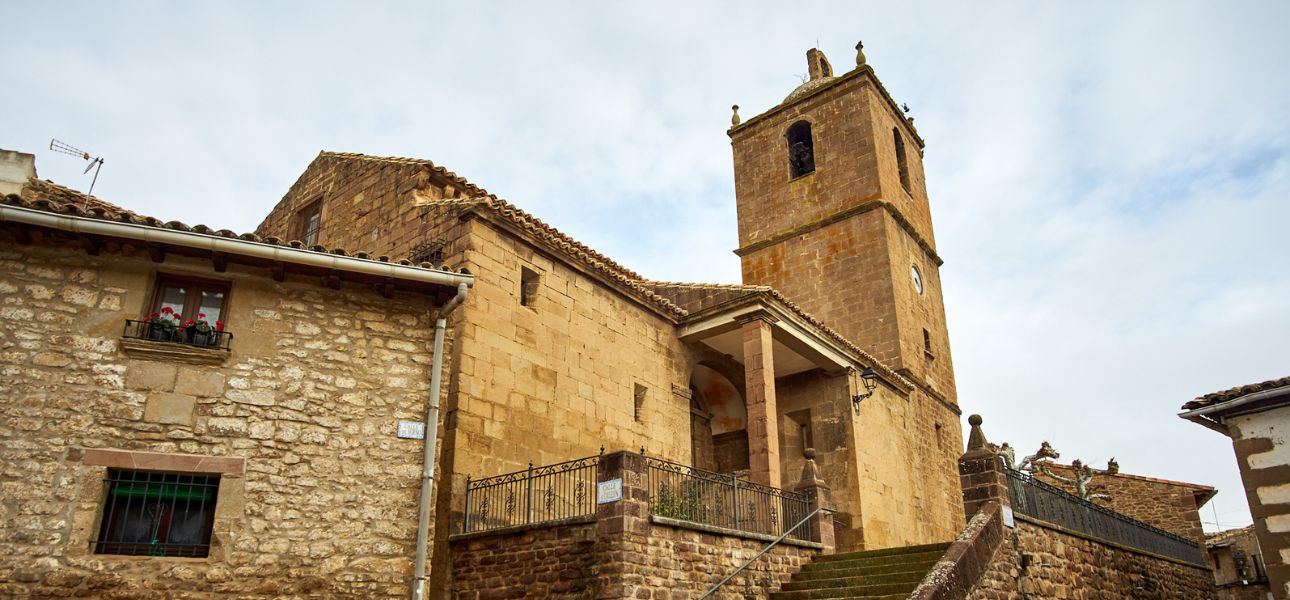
293;198;323;246
148;274;232;327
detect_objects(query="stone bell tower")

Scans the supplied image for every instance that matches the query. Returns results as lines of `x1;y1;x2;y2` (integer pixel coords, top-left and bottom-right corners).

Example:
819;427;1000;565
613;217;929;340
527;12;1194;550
729;43;956;407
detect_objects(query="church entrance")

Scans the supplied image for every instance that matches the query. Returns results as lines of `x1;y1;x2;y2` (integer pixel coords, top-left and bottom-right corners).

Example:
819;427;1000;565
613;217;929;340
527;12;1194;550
689;364;749;475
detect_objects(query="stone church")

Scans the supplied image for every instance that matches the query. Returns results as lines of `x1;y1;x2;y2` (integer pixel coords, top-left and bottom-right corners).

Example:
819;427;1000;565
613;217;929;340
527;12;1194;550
0;44;1216;599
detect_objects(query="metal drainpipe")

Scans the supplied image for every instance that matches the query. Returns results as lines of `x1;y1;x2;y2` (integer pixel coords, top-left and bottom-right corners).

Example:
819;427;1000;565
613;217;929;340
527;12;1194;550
411;282;468;600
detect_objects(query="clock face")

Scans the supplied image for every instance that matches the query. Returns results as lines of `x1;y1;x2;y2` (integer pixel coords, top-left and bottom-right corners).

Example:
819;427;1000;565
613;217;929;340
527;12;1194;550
911;265;924;295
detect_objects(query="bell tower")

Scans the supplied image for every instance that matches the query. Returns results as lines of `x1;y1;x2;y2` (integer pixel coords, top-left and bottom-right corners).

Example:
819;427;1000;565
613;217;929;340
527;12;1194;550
729;44;956;406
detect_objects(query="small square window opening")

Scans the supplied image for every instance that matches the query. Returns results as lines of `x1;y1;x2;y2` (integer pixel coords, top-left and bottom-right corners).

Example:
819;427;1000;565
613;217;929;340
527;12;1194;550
520;267;540;307
633;384;647;422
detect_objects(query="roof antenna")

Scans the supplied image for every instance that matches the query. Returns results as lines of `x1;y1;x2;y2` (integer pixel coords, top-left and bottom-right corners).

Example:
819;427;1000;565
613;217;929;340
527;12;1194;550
48;138;106;202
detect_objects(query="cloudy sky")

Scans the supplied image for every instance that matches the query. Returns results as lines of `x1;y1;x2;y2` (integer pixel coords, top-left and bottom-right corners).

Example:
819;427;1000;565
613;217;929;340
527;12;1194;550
7;2;1288;532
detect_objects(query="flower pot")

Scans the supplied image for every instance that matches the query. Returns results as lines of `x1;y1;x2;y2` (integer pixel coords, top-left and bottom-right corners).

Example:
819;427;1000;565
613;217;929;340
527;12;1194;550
191;332;211;347
149;327;173;342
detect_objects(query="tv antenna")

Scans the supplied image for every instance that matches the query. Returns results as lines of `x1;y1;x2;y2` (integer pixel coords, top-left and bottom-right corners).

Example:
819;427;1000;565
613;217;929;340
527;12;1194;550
49;139;105;197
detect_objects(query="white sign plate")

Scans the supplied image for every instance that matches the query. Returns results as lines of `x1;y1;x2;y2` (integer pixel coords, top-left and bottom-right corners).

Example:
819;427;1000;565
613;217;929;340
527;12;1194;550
1001;505;1015;528
397;420;426;440
597;478;623;504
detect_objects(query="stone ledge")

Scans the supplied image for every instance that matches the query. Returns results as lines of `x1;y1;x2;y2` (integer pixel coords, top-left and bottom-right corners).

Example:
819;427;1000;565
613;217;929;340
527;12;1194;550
119;338;230;366
82;448;245;475
447;515;595;542
650;515;824;549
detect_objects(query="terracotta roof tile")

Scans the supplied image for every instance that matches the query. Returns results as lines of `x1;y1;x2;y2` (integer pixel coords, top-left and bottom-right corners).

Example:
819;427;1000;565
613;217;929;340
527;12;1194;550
1;191;454;274
21;178;136;216
1183;376;1290;411
317;152;685;317
1205;525;1254;546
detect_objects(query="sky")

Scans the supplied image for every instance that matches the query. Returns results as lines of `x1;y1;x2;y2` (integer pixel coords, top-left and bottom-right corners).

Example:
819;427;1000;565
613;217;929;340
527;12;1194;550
5;2;1288;533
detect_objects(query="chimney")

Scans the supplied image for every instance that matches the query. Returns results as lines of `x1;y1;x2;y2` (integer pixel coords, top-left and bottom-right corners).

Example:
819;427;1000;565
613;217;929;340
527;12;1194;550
0;149;36;197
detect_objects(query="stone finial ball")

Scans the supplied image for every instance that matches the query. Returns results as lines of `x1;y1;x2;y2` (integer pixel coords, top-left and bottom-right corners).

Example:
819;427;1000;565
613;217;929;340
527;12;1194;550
804;448;816;459
968;414;983;426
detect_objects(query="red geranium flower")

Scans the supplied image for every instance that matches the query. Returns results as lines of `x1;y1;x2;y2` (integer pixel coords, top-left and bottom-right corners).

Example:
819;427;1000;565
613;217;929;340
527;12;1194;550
161;307;174;314
215;321;224;332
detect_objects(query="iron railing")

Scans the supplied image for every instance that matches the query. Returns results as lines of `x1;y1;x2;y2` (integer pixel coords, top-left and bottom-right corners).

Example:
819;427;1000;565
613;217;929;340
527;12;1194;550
92;470;221;558
645;456;811;542
461;454;600;534
123;320;233;351
1004;467;1205;565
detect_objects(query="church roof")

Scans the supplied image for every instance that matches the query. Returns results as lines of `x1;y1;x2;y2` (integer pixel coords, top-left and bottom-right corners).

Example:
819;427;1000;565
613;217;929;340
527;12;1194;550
646;281;910;389
311;152;685;317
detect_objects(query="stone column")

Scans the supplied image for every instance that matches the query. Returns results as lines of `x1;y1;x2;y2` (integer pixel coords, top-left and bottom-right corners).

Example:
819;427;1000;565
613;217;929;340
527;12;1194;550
794;448;836;554
740;312;781;489
958;414;1011;520
593;450;649;600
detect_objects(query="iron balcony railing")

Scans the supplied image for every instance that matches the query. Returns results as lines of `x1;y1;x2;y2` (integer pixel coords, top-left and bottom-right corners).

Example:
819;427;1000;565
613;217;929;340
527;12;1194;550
461;454;600;534
1004;466;1205;565
123;320;233;351
645;456;811;542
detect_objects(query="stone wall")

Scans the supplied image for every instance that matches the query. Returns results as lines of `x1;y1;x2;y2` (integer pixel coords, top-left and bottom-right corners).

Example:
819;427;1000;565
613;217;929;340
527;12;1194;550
448;450;823;599
1207;526;1273;599
1036;464;1209;542
1228;404;1290;599
0;236;447;598
966;518;1215;600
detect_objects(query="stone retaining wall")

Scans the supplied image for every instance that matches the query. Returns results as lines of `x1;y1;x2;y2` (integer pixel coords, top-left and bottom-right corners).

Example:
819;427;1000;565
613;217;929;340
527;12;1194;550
967;517;1214;599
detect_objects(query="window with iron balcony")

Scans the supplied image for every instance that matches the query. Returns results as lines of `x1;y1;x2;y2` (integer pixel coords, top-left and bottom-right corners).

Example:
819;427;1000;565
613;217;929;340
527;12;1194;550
121;274;234;360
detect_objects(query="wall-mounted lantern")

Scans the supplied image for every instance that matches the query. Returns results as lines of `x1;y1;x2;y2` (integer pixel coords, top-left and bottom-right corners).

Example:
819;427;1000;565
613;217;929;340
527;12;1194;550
850;367;878;412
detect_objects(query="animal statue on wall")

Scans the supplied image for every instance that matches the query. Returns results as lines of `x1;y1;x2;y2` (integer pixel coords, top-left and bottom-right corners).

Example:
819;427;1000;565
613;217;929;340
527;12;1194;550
1041;458;1120;502
998;441;1061;473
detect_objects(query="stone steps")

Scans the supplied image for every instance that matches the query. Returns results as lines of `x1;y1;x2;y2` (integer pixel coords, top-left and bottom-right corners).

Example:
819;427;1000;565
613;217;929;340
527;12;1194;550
769;542;950;600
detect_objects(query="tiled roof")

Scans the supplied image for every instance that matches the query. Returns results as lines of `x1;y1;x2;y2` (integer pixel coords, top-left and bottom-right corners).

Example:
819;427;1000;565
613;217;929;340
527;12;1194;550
318;152;684;317
646;281;911;389
21;178;136;216
1183;376;1290;411
1;191;454;273
1205;525;1254;547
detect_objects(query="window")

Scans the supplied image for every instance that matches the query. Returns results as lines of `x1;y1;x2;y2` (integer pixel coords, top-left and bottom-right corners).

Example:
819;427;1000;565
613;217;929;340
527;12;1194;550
153;275;229;326
786;121;815;178
520;267;540;307
293;198;323;246
923;329;932;353
634;383;647;422
893;127;910;194
93;470;220;557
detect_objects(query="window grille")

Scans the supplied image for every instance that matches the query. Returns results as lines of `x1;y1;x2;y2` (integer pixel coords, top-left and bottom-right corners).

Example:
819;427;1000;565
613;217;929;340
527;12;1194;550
93;470;220;558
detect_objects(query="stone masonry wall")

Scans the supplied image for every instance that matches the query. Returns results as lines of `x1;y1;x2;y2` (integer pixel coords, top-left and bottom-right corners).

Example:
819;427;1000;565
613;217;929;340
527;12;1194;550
967;519;1214;600
1228;404;1290;599
449;518;817;600
0;236;447;598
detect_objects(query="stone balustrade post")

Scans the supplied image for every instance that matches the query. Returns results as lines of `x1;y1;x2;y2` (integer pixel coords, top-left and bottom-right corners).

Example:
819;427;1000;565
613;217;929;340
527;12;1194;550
794;448;836;554
959;414;1011;520
593;450;650;599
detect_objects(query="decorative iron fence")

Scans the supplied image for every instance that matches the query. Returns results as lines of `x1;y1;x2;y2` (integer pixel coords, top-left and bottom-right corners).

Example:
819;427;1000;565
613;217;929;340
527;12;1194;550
123;320;233;351
1004;467;1204;565
461;454;600;534
645;456;811;542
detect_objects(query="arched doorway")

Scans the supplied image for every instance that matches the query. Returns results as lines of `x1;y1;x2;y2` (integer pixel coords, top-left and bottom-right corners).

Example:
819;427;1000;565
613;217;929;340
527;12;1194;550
689;364;748;474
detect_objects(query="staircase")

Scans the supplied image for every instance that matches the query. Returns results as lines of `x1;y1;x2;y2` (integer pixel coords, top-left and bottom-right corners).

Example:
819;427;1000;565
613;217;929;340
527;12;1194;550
770;542;951;599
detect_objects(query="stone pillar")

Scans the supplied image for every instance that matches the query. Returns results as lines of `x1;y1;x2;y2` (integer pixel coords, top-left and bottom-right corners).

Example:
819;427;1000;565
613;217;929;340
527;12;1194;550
593;450;649;600
740;312;781;488
959;414;1011;520
794;448;836;554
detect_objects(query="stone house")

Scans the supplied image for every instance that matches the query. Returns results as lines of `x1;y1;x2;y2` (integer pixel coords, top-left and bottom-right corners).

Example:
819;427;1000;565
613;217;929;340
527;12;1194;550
1181;375;1290;599
1206;526;1273;599
0;151;474;597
